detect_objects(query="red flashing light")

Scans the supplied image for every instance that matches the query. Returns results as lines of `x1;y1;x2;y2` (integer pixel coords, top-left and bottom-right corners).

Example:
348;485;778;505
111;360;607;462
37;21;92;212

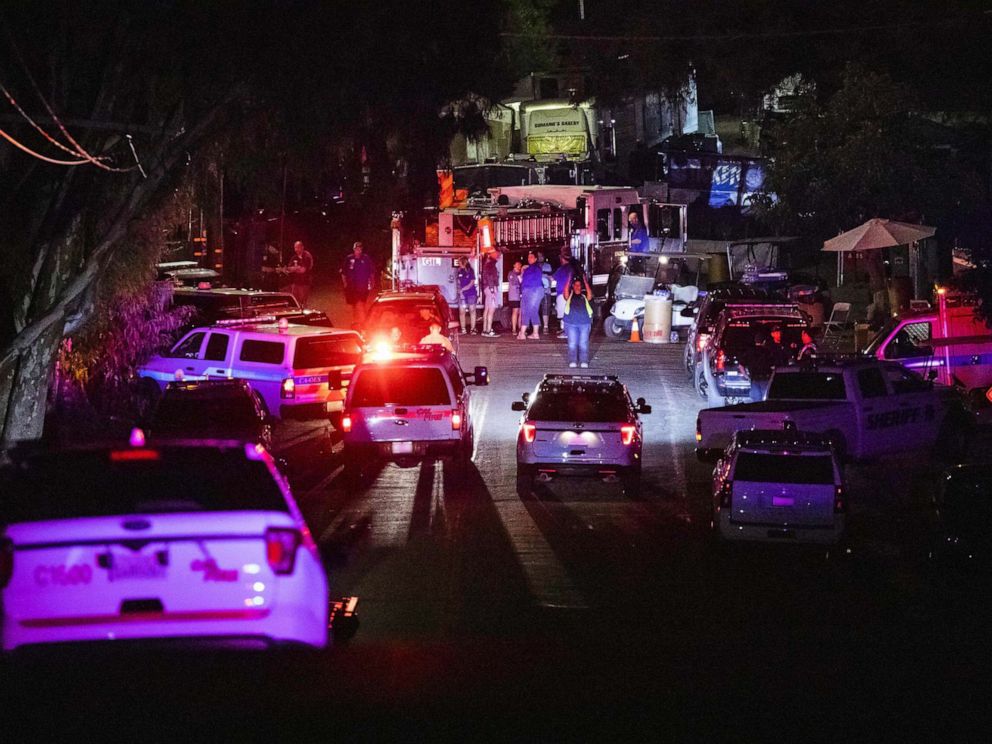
719;481;733;509
265;528;301;575
696;333;711;353
451;410;462;430
341;414;353;433
109;449;160;463
620;424;636;446
522;422;537;443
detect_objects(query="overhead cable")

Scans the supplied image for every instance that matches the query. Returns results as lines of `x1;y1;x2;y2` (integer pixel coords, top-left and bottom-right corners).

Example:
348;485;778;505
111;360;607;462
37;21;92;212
0;125;91;165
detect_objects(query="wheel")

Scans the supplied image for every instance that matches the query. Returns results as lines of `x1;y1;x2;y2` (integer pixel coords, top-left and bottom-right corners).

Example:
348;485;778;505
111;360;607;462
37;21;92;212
695;368;709;400
451;428;474;473
603;316;626;339
516;463;534;495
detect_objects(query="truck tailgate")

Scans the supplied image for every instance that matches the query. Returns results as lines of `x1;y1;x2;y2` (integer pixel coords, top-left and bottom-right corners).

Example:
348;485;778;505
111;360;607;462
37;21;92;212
697;401;850;453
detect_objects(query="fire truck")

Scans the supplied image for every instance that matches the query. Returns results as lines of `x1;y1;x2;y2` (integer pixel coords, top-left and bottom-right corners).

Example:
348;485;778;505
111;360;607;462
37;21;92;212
390;184;687;310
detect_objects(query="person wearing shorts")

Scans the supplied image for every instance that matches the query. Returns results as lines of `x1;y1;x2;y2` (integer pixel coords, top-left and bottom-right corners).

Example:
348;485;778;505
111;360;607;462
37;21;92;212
341;241;374;327
507;259;522;335
480;249;501;337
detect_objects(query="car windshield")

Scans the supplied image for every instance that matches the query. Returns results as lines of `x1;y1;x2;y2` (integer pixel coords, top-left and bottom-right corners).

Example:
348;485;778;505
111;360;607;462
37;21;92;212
0;449;287;522
152;395;258;433
863;316;901;355
350;367;451;407
367;303;442;329
733;452;835;484
767;372;847;400
529;391;630;422
293;335;364;368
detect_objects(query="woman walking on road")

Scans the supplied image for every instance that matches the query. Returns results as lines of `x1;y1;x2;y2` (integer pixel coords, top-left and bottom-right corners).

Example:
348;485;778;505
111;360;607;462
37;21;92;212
518;251;544;340
562;274;594;367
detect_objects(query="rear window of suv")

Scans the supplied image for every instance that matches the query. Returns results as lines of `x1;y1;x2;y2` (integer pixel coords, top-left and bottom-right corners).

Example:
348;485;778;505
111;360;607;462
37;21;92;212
529;391;630;422
0;450;288;522
293;335;363;368
240;339;285;364
350;367;451;407
733;452;835;484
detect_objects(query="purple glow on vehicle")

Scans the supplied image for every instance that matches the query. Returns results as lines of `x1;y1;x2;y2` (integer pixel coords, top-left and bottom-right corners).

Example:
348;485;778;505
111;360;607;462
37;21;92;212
244;442;266;461
129;428;146;448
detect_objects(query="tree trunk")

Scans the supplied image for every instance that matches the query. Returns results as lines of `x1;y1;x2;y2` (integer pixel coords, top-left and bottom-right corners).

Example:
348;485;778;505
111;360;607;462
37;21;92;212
0;322;64;445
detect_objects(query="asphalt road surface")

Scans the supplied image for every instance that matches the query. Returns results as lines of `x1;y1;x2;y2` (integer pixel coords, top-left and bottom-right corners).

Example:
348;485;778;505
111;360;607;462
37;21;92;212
5;334;990;740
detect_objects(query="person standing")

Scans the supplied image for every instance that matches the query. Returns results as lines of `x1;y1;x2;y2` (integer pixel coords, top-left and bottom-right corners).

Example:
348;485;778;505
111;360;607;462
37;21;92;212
507;259;523;335
539;251;553;333
562;274;594;368
553;253;576;338
286;240;314;306
480;248;501;337
341;241;375;327
456;256;478;334
797;329;818;360
627;211;649;253
518;251;544;340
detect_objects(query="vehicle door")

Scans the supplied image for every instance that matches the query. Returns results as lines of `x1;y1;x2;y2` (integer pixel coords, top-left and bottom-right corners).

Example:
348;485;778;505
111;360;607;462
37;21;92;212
880;320;939;375
233;336;288;414
158;330;209;380
855;366;902;456
881;362;941;448
202;331;232;378
348;366;456;449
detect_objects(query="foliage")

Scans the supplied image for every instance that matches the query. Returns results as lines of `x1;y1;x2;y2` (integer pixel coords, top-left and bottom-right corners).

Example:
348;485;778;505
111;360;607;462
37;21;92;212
755;65;985;239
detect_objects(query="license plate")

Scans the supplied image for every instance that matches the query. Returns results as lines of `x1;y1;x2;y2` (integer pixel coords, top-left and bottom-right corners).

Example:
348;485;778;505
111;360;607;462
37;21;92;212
108;551;168;581
392;441;414;454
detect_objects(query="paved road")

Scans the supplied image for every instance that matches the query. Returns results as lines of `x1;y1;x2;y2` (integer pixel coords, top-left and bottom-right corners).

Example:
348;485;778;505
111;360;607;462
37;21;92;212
7;334;989;739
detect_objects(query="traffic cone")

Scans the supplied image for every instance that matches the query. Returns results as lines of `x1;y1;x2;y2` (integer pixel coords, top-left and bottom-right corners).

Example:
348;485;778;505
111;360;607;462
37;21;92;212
629;317;642;343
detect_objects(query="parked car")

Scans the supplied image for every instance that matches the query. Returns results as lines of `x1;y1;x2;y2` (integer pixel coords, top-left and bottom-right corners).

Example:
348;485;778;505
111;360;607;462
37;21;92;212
171;286;330;330
363;289;459;353
513;374;651;497
711;426;846;545
149;379;273;451
341;345;488;476
136;321;363;427
0;441;329;650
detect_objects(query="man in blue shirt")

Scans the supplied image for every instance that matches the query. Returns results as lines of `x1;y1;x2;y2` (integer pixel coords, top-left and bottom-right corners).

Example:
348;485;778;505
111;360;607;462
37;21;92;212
456;256;478;334
553;253;577;338
341;241;375;327
518;250;545;340
627;211;649;254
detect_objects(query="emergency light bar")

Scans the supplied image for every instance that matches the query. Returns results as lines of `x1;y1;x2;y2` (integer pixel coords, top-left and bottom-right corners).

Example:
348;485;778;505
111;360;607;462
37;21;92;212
212;315;279;327
543;374;619;383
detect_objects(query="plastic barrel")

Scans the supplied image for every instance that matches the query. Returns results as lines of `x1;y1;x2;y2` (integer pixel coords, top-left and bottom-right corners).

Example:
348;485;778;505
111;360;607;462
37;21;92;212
642;294;672;344
707;253;730;284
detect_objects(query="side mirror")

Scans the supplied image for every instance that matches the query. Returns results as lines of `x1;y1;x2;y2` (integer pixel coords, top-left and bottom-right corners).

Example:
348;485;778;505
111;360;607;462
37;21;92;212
511;401;527;412
680;307;697;318
638;404;652;415
328;369;343;389
522;392;530;403
473;366;490;386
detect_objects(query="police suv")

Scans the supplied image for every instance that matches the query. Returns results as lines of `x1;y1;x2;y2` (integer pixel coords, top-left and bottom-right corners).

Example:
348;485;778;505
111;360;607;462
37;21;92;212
712;426;846;545
340;345;488;474
137;320;363;425
513;374;651;496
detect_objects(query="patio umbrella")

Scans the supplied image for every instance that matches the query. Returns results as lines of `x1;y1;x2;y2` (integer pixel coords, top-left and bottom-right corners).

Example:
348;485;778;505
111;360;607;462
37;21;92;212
822;218;936;286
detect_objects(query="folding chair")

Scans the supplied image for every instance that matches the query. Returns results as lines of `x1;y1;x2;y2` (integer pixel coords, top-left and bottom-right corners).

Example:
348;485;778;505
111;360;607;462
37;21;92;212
821;301;852;338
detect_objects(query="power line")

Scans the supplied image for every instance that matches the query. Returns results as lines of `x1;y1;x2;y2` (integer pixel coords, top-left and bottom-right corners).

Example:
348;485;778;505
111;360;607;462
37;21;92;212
0;126;91;165
0;81;82;157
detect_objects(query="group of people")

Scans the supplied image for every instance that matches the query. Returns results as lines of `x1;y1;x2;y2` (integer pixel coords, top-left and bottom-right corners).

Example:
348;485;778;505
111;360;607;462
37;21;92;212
260;240;315;304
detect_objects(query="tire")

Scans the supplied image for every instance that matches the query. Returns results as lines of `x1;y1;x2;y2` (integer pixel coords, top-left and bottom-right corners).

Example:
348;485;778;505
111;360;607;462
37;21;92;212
603;316;625;339
516;463;534;495
695;368;709;401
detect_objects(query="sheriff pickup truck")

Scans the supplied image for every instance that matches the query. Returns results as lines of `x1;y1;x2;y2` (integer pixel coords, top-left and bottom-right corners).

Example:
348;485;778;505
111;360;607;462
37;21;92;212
696;357;968;462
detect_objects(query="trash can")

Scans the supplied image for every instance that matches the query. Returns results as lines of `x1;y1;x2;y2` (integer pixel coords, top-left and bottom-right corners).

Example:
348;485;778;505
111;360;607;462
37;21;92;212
707;253;730;285
642;292;672;344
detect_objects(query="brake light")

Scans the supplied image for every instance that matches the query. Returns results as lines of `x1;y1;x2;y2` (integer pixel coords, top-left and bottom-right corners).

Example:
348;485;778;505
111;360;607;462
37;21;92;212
620;424;636;446
715;349;726;372
696;333;711;352
695;417;702;443
834;485;846;514
0;538;13;589
341;413;353;433
265;528;301;575
281;377;295;399
109;449;160;462
719;480;733;509
451;410;462;430
522;422;537;443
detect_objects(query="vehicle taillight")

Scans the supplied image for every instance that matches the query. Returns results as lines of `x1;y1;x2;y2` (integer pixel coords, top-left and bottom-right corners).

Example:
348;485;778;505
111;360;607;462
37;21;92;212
719;480;733;509
265;527;301;575
451;410;462;430
696;333;711;352
522;422;537;443
715;349;726;372
281;377;295;399
620;424;636;446
695;417;702;443
341;413;353;433
0;538;13;589
834;485;846;514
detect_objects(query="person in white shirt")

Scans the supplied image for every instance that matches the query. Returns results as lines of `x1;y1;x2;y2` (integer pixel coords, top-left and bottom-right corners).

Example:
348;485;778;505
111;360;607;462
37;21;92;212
420;320;454;353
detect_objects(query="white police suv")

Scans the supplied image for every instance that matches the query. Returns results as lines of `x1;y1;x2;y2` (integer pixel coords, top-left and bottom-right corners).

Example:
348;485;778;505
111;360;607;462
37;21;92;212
0;440;330;650
513;374;651;496
340;345;488;475
136;320;363;425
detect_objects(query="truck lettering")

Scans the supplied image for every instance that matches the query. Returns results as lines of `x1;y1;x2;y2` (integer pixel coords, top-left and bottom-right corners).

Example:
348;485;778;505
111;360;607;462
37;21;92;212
866;408;920;430
34;563;93;587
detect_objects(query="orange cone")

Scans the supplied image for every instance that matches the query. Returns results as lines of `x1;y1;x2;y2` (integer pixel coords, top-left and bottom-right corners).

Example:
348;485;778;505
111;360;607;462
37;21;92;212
629;317;642;343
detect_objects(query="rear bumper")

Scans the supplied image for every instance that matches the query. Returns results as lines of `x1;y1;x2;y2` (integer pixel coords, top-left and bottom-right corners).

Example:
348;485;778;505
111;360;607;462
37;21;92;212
3;600;328;651
718;511;845;545
344;440;461;462
519;460;639;478
280;401;342;419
